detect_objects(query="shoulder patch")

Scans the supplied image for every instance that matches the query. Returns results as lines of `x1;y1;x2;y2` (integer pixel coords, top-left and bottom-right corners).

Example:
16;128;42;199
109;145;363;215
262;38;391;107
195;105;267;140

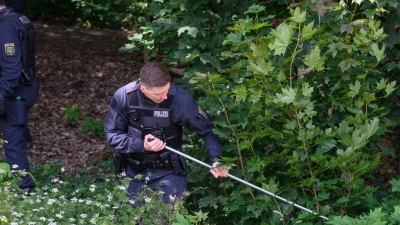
198;106;208;119
4;43;15;56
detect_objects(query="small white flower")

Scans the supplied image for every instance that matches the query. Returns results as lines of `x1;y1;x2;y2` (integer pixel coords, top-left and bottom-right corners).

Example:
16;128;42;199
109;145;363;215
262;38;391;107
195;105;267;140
144;196;151;203
12;164;19;169
71;197;78;202
118;185;126;190
69;218;75;222
81;214;87;218
52;188;58;193
47;199;56;205
145;176;150;181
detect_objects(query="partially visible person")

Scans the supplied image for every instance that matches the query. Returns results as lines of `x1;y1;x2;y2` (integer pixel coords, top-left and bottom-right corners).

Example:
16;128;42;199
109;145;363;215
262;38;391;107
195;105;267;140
0;0;39;191
4;0;24;14
104;62;228;208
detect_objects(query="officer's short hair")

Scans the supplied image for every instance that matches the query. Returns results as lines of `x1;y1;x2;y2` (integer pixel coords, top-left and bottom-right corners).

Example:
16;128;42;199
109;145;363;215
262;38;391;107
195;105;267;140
139;62;171;88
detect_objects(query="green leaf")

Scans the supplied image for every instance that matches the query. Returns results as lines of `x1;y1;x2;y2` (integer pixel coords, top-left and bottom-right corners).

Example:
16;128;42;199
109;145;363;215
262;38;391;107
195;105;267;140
233;85;247;102
249;88;262;104
175;214;190;225
301;21;317;41
389;179;400;192
248;59;273;75
275;88;296;104
289;7;306;24
261;179;279;193
268;23;293;56
338;59;359;72
366;118;379;138
222;33;243;46
370;43;386;63
177;26;199;38
304;46;325;71
385;81;397;97
347;80;361;98
198;195;217;208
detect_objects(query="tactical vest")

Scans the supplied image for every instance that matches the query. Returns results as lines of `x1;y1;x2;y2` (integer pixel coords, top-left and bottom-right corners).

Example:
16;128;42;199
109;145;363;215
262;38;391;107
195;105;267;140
0;11;36;80
126;80;183;151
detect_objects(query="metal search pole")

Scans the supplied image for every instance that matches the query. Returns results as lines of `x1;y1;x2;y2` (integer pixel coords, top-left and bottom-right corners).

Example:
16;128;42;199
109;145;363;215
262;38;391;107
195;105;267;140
165;146;329;221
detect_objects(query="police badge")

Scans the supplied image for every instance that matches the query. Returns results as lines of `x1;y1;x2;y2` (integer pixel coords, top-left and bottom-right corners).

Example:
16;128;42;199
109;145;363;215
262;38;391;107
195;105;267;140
198;106;208;119
4;43;15;56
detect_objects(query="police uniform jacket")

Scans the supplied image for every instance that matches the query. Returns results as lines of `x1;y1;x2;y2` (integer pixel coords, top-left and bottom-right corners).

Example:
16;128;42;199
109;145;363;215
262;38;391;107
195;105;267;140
0;7;34;96
104;81;223;163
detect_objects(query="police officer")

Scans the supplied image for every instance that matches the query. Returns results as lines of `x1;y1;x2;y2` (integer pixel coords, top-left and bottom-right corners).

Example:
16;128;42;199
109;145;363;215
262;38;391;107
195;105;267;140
104;62;228;206
0;0;39;191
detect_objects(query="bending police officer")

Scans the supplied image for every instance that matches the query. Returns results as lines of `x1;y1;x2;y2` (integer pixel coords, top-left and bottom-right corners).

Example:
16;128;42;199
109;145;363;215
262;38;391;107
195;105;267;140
0;0;39;191
104;62;228;206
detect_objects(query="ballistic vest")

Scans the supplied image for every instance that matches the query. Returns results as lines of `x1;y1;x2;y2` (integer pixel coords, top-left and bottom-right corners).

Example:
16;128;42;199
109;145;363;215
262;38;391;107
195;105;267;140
0;11;35;75
126;81;183;151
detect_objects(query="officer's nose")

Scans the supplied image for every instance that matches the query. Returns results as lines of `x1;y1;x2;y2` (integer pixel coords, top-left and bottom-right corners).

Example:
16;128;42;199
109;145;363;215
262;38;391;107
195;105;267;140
162;93;168;100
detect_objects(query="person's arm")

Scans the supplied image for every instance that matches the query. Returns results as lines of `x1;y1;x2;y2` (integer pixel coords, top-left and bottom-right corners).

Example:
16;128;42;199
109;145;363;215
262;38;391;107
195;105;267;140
104;88;145;153
0;20;23;96
171;88;228;177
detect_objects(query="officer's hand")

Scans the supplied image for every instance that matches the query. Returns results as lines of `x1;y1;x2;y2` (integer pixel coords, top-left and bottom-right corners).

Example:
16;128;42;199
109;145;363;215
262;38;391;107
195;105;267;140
210;162;228;178
144;134;166;152
0;95;7;119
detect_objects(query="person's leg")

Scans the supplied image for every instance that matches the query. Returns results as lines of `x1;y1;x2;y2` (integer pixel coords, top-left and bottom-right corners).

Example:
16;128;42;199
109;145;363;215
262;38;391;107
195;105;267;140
153;173;186;204
1;78;38;189
2;120;34;189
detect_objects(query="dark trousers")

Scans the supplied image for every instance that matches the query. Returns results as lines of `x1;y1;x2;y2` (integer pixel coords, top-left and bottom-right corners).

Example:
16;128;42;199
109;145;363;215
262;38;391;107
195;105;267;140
126;166;186;205
1;78;39;189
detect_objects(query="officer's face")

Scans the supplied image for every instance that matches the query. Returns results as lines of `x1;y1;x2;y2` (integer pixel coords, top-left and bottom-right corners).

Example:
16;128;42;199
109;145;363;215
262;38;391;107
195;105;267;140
141;83;170;103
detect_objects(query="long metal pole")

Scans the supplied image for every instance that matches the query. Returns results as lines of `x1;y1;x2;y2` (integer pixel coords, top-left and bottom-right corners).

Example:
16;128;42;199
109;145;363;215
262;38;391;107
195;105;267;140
165;146;329;221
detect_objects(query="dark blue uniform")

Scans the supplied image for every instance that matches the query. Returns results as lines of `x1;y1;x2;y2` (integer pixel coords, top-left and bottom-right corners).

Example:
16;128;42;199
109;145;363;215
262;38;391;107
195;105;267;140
104;81;222;204
0;7;39;189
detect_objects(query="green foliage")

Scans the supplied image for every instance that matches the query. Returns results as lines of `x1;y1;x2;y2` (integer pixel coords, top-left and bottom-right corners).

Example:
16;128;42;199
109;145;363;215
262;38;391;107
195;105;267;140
0;160;191;225
25;0;78;23
25;0;148;29
60;104;105;137
0;163;11;181
61;104;81;126
120;0;289;69
149;0;400;224
72;0;148;29
80;116;105;137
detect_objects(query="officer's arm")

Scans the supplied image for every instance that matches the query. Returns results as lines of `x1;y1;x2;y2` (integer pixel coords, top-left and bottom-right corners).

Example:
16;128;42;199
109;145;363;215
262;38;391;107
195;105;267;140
104;91;145;153
0;21;23;96
172;90;222;163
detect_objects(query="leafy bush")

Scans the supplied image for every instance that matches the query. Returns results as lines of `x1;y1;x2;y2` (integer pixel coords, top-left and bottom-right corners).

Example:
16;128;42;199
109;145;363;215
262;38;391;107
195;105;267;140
148;1;399;224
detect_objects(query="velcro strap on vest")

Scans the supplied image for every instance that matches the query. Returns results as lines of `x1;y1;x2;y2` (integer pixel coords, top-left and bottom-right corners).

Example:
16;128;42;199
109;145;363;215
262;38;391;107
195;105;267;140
125;151;185;173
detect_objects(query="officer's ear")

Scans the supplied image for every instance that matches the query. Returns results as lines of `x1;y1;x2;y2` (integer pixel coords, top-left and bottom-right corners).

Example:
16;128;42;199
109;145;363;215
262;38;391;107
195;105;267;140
140;84;147;94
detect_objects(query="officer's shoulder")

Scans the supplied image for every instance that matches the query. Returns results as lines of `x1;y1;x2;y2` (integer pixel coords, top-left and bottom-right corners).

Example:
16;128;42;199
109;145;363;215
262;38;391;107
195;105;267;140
113;82;136;96
173;85;192;99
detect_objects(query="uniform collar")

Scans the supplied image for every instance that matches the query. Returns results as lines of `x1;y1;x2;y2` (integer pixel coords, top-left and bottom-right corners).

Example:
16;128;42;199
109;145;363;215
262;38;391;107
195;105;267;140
0;7;13;16
138;85;158;107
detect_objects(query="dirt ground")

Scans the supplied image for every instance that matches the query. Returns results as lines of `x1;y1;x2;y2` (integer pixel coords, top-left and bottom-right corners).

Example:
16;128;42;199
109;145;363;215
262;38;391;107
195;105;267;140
0;21;144;176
